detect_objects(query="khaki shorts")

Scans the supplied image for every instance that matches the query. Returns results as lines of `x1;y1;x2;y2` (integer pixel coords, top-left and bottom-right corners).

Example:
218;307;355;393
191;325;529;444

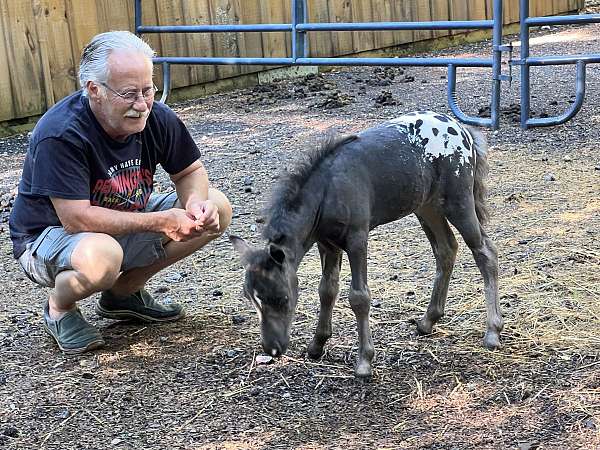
17;192;178;288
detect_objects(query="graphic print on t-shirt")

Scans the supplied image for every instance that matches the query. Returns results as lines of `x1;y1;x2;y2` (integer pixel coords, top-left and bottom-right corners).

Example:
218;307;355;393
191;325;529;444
91;158;153;211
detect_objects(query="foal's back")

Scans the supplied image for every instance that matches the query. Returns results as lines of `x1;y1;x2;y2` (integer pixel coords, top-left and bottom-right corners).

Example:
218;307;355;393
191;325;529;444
319;111;480;231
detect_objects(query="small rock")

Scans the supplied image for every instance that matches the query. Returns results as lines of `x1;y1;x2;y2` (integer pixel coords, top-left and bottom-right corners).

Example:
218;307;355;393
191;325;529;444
371;299;381;308
517;441;540;450
164;272;183;283
231;315;247;325
256;355;274;365
543;173;556;181
243;176;253;186
2;426;18;438
81;372;94;379
250;224;257;232
212;289;223;297
563;155;572;162
57;408;70;419
584;417;597;430
111;438;124;446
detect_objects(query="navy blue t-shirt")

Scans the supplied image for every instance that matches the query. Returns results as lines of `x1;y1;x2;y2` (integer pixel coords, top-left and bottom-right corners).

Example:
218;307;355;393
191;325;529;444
9;90;201;258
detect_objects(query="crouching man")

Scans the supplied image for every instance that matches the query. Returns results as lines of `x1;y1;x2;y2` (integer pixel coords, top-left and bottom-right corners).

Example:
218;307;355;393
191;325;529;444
9;31;232;354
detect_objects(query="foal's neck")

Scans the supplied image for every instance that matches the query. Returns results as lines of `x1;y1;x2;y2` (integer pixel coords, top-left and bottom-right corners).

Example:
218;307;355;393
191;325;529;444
267;194;323;269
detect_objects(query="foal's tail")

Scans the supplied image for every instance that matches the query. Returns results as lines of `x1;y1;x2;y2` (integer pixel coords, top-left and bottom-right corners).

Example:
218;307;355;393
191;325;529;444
466;125;490;226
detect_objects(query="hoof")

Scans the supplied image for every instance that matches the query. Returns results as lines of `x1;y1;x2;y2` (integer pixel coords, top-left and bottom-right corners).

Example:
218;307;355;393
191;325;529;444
414;318;434;336
307;342;324;360
354;362;373;379
483;332;501;350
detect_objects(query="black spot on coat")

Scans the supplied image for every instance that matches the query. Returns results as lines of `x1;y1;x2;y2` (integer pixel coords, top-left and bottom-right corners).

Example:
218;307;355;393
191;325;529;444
447;127;458;135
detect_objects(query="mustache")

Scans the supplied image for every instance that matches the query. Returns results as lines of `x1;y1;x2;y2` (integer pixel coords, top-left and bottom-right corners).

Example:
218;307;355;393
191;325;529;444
124;109;149;119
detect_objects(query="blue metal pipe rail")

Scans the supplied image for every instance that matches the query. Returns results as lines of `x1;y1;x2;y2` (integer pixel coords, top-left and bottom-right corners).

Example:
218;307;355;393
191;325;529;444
517;0;600;128
135;0;599;129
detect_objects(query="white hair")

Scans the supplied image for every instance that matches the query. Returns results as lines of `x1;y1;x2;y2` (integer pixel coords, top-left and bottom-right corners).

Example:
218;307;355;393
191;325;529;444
78;31;156;96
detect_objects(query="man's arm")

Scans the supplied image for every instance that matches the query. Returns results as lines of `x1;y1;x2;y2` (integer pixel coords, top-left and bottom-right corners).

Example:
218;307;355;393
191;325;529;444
51;197;199;242
51;160;218;241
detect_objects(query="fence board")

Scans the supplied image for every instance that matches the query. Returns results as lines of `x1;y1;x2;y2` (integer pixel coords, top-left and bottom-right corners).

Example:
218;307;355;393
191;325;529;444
0;2;14;120
236;0;265;75
259;0;289;58
43;0;77;101
308;0;334;57
413;0;434;43
430;0;451;39
1;0;44;118
64;0;101;63
155;0;190;89
328;0;354;56
350;0;375;53
209;0;244;81
181;0;218;85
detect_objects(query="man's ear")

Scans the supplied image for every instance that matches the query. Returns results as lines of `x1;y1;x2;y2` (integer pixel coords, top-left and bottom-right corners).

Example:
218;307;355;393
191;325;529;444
268;243;286;266
86;80;102;101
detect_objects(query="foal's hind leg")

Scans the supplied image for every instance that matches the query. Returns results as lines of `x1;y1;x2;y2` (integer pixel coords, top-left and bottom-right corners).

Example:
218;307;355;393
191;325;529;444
345;231;375;378
445;204;504;349
308;243;343;359
414;207;459;336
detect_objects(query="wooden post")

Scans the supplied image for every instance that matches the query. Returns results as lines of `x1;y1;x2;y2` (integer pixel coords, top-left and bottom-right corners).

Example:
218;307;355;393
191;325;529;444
32;0;55;108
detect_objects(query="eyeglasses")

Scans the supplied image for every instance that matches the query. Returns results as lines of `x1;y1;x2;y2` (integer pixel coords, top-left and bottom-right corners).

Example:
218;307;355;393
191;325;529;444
99;82;158;103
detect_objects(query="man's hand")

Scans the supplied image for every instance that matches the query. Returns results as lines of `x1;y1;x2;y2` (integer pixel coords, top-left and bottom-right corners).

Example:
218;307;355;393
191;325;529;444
187;200;220;234
162;208;206;242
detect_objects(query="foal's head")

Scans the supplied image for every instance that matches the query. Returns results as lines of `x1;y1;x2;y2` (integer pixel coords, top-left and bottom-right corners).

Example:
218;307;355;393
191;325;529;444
230;236;298;356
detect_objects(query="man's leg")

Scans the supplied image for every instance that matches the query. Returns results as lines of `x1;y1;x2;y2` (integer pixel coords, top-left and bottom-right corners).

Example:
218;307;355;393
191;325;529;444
105;188;232;297
49;233;123;319
20;230;124;354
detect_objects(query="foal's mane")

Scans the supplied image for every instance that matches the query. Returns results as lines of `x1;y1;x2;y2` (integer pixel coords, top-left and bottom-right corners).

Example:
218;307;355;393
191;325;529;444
263;132;358;241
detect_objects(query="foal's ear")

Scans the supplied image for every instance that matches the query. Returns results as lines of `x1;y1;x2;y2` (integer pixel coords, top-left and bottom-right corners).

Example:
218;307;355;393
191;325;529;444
229;235;252;257
268;244;286;266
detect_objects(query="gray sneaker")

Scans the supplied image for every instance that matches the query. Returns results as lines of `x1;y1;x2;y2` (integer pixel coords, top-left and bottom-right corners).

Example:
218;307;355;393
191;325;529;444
43;303;105;355
96;289;185;323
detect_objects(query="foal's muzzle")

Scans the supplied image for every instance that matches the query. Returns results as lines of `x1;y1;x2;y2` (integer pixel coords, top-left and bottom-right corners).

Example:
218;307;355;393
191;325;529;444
262;338;288;357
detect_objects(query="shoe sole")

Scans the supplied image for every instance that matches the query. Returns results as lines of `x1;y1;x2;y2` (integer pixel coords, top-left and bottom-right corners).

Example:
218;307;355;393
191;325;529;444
43;323;105;355
95;305;186;323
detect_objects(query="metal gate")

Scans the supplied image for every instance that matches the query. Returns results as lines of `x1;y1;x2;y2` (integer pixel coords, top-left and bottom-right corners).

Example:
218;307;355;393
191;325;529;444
134;0;600;130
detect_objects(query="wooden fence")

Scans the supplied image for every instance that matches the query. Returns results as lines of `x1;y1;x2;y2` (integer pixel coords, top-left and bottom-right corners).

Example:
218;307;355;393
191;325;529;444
0;0;584;123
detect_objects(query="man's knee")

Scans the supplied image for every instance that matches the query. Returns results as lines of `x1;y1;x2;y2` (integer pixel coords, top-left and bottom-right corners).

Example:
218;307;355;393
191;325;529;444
209;188;232;233
71;234;123;290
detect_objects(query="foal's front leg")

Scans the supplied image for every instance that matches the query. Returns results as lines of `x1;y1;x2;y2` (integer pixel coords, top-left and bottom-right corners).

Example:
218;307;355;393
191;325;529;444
346;233;375;378
308;243;343;359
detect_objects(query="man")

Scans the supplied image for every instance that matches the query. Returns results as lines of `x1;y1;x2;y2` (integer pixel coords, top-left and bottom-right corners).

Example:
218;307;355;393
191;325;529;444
9;31;232;354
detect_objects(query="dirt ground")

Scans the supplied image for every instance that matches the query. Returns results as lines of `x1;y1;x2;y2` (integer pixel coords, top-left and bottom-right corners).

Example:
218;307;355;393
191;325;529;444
1;18;599;450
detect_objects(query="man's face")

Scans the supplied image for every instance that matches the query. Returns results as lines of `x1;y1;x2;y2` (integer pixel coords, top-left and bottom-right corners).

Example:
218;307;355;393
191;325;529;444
88;50;154;141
